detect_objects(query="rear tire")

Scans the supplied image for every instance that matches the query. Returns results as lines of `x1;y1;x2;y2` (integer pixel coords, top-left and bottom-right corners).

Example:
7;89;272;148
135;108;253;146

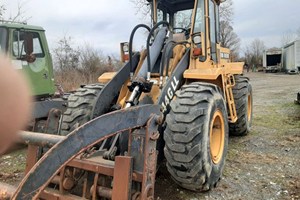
164;82;228;191
229;75;253;136
60;84;104;136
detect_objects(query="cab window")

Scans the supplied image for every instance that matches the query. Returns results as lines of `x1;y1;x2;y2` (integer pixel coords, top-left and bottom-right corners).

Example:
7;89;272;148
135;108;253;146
193;0;205;33
174;9;193;29
13;31;44;58
209;0;217;62
0;27;8;53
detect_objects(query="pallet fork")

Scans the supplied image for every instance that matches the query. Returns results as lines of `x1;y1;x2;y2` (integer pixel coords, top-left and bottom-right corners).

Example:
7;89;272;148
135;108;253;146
0;105;161;200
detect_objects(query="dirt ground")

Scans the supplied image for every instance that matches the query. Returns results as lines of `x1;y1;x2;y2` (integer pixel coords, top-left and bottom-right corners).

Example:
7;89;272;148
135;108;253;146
1;72;300;199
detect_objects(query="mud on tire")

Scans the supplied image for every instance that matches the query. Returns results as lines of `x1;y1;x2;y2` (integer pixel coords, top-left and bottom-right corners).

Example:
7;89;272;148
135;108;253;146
229;75;253;136
164;82;229;191
60;84;104;136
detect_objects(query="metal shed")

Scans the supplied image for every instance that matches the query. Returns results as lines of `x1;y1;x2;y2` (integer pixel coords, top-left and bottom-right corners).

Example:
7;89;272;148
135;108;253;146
282;40;300;74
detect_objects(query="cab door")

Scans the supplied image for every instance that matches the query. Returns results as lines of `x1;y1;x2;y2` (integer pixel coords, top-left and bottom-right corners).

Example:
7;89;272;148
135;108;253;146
209;0;218;63
11;29;55;97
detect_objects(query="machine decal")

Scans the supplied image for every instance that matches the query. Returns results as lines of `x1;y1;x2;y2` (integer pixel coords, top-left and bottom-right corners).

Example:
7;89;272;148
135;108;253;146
158;49;190;114
161;76;179;113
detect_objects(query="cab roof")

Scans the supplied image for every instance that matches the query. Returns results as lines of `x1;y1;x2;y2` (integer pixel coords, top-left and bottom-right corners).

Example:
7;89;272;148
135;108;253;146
0;23;44;31
147;0;222;13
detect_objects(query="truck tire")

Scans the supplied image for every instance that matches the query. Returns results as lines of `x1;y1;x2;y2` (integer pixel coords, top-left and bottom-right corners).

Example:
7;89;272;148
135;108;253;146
164;82;228;191
229;75;253;136
60;84;104;136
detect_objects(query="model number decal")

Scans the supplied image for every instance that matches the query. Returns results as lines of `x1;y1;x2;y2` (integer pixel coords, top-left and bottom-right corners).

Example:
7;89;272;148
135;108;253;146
161;76;179;113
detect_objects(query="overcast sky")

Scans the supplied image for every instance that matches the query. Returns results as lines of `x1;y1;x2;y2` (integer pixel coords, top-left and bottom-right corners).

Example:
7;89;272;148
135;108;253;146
2;0;300;56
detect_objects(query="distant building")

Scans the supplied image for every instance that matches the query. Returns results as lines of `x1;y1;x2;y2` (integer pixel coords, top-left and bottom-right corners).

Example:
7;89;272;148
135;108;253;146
263;48;282;73
282;40;300;74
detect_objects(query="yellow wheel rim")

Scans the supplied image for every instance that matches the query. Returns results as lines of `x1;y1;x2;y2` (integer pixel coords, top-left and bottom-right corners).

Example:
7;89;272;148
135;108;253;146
247;93;252;123
210;110;225;164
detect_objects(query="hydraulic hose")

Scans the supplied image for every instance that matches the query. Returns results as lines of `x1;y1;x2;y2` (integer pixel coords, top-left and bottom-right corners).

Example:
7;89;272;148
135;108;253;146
146;21;170;81
129;24;151;80
165;41;190;78
159;40;176;87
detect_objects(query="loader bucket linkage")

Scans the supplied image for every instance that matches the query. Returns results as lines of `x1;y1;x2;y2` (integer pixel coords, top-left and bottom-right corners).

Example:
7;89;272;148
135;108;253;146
0;105;161;200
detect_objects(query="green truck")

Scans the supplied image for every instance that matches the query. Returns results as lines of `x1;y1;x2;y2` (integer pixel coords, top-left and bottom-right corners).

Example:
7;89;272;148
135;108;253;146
0;22;65;131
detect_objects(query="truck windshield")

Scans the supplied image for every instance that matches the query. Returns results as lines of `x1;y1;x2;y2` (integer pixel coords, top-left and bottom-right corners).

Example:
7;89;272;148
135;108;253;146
0;27;8;53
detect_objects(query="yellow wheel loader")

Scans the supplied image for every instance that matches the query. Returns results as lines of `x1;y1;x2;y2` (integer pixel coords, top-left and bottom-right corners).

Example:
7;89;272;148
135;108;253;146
0;0;253;199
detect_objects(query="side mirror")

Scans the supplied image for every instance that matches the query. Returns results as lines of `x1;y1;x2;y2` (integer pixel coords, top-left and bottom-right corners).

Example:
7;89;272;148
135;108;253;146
24;33;33;55
23;32;36;63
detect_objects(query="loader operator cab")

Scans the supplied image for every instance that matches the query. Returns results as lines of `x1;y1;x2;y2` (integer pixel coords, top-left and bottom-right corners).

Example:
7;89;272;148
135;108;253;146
148;0;222;63
155;2;194;39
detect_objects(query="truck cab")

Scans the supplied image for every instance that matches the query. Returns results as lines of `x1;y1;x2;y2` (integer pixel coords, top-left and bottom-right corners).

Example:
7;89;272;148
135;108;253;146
0;23;56;99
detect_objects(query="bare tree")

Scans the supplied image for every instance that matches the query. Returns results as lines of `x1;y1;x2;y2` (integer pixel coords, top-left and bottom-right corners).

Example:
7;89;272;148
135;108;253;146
281;30;296;46
9;1;31;23
219;0;240;60
0;1;31;23
78;43;114;83
130;0;151;19
251;39;266;64
174;10;193;28
243;45;252;65
281;27;300;46
53;36;80;71
53;36;123;91
297;27;300;39
220;21;240;53
219;0;234;23
0;4;6;20
244;38;266;67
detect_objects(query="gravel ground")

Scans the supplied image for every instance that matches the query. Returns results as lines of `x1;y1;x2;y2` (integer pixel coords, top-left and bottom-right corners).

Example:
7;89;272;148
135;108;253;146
1;72;299;199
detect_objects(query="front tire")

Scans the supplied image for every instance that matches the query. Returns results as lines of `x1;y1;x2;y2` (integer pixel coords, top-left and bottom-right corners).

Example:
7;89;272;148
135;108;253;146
60;84;104;136
164;82;228;191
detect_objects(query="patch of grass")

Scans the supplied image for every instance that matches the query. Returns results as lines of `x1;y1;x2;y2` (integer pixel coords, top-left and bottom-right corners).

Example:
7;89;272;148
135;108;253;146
253;102;300;134
248;130;260;136
0;149;26;174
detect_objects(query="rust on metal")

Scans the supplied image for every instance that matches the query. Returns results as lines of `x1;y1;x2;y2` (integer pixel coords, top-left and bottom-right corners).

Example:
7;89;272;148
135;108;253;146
63;177;75;191
141;114;159;200
59;167;65;193
39;188;85;200
10;105;160;200
91;173;99;200
68;157;144;182
45;108;62;134
112;156;133;200
50;176;60;185
94;186;112;199
25;145;39;174
18;131;65;148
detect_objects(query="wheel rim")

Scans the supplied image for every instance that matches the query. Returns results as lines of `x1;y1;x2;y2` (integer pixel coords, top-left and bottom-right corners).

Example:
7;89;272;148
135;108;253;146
247;93;252;123
210;110;225;164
